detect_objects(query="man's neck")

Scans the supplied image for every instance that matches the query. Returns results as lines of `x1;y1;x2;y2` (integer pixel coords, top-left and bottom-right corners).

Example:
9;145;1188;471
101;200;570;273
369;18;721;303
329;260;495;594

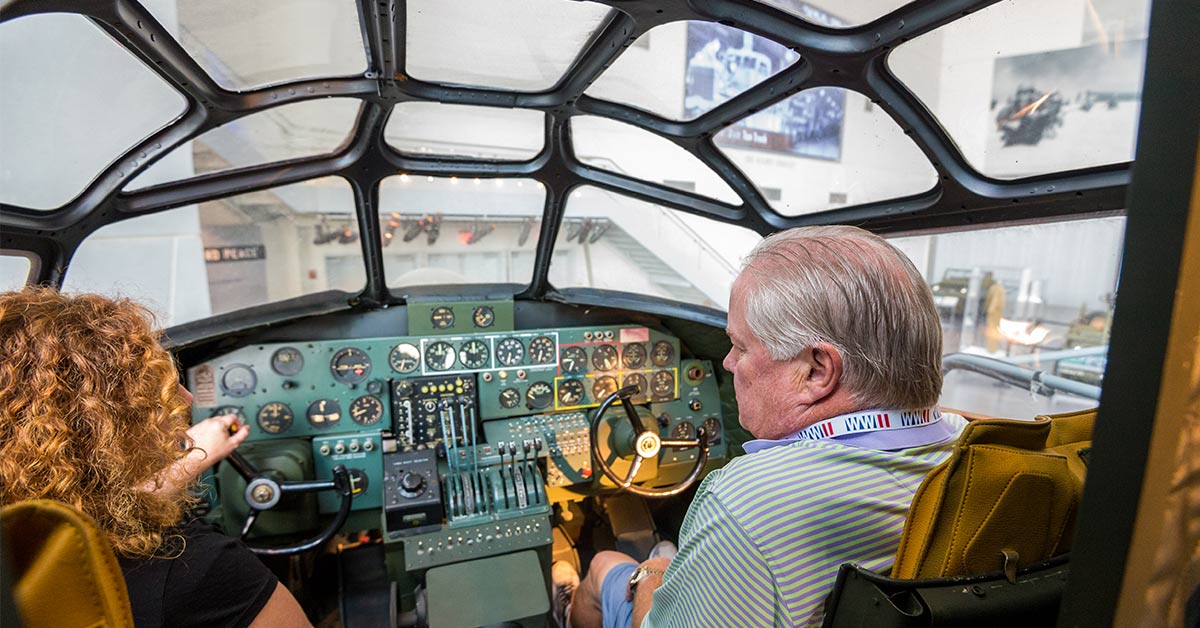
761;389;865;441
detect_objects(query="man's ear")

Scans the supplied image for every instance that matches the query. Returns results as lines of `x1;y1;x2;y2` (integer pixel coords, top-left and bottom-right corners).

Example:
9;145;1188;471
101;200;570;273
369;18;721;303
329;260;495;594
791;343;844;404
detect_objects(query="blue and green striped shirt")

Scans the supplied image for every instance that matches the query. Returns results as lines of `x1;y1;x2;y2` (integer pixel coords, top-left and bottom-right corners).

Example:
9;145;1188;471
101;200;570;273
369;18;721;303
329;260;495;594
643;414;967;627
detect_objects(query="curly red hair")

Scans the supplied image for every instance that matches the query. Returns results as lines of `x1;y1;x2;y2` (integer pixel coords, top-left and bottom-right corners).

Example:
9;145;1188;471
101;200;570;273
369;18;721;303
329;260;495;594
0;287;196;556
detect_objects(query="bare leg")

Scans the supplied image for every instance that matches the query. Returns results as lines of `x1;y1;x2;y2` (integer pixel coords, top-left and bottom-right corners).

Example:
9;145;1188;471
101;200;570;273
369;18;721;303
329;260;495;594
569;551;638;628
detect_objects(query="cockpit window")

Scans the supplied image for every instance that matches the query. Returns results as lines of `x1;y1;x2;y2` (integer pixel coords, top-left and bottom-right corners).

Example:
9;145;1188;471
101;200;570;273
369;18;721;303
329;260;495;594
384;103;545;161
404;0;612;91
127;98;362;191
889;0;1151;179
571;116;741;205
717;88;938;216
63;177;361;327
0;13;186;210
586;21;800;121
0;254;32;292
140;0;368;91
377;176;545;290
548;186;761;310
755;0;911;27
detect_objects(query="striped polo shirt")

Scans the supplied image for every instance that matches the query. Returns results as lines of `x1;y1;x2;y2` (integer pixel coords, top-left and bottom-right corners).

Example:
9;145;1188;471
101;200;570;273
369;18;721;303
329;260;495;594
642;413;967;627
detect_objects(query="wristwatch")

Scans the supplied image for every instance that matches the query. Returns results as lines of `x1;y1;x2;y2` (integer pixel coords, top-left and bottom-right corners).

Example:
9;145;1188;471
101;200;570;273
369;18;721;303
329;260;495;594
628;565;666;595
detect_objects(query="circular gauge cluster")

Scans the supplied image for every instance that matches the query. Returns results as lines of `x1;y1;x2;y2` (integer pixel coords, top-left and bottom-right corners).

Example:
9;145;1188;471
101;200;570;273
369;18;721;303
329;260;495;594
256;402;294;434
622;343;647;369
390;343;420;373
623;373;648;398
672;421;697;441
525;381;553;410
652;341;675;367
349;395;383;426
498;387;521;409
701;417;722;442
425;341;455;371
558;379;585;406
651;370;676;398
221;364;256;397
529;336;555;364
430;306;455;329
592;375;618;400
591;344;619;371
458;339;490;369
210;405;245;421
496;337;524;366
270;347;304;376
330;347;371;384
306;399;342;429
560;346;587;374
472;305;495;328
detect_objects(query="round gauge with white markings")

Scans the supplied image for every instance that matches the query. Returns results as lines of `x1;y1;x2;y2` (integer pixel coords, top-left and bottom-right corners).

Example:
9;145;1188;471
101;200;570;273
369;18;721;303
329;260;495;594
529;336;556;364
496;337;525;366
256;402;294;434
221;364;257;398
430;306;455;329
473;306;495;328
424;341;456;371
559;346;587;375
525;381;553;410
651;370;675;398
651;341;675;367
306;399;342;429
622;373;648;398
458;339;490;369
592;375;619;401
210;405;245;421
349;395;384;426
558;379;585;406
498;387;521;409
389;343;420;373
702;417;722;442
591;344;619;371
330;348;371;384
671;421;697;441
270;347;305;376
622;343;647;369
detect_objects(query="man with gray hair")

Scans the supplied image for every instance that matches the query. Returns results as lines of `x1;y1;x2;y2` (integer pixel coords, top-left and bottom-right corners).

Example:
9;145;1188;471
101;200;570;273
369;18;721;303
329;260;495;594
555;225;967;628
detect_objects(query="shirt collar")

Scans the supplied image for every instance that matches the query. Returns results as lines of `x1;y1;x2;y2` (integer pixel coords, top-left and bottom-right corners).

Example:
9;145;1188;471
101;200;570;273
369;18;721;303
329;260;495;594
742;410;963;454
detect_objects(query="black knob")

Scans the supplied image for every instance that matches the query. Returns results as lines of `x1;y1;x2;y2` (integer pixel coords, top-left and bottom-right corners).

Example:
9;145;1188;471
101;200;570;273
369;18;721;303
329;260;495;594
399;472;426;496
689;400;702;412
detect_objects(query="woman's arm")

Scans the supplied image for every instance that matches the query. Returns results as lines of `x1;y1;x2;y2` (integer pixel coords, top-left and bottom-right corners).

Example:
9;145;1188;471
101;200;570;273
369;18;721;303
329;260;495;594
150;414;249;495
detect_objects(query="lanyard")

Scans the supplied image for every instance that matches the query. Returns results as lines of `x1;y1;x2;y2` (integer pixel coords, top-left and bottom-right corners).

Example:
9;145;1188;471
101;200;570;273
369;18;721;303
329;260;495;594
784;407;943;443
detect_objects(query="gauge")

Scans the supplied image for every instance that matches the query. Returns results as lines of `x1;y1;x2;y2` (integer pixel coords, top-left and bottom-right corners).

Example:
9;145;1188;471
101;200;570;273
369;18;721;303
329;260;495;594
330;347;371;384
591;344;619;371
622;343;647;369
424;341;456;371
458;339;490;369
671;421;697;441
221;364;257;398
592;375;619;401
349;395;384;426
306;399;342;428
498;387;521;409
652;341;675;367
431;306;455;329
651;370;675;398
389;343;420;374
701;417;722;443
558;379;585;406
256;402;294;435
529;336;556;364
623;373;648;398
270;347;305;376
495;337;525;366
472;305;495;328
560;346;587;374
525;381;553;410
210;405;245;421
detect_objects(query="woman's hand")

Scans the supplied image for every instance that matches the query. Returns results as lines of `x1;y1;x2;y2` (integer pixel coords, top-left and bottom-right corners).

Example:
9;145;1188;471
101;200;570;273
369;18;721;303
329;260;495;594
186;414;249;473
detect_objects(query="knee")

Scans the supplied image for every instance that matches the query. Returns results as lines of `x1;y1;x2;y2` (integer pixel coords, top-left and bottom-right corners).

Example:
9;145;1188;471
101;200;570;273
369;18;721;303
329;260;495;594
587;551;637;585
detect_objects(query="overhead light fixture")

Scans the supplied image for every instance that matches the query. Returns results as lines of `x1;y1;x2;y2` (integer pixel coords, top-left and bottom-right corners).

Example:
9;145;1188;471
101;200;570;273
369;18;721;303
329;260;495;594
518;217;537;247
588;219;611;244
462;219;495;245
575;219;594;244
337;225;358;244
565;220;582;242
426;214;442;245
383;212;402;247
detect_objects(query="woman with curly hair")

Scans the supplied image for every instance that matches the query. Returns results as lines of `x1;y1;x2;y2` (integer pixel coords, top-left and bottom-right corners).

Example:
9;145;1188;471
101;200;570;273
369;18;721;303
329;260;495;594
0;287;310;627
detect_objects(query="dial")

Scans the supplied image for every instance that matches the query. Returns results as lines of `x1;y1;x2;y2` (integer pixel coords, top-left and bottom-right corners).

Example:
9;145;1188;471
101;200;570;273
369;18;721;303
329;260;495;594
592;375;619;401
651;341;675;367
558;379;585;407
671;421;697;441
529;336;556;364
472;305;495;328
458;339;490;369
651;370;675;398
221;364;257;398
559;346;587;375
270;347;305;376
701;417;722;443
498;387;521;409
622;343;647;369
424;341;456;371
306;399;342;428
525;381;553;410
330;347;371;384
622;373;648;398
349;395;384;426
495;337;525;366
389;343;420;373
210;405;245;421
256;402;294;435
430;306;455;329
591;344;619;371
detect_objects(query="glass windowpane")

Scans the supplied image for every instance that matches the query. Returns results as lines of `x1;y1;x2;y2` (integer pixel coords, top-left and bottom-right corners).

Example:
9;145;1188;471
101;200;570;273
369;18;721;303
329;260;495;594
385;103;545;161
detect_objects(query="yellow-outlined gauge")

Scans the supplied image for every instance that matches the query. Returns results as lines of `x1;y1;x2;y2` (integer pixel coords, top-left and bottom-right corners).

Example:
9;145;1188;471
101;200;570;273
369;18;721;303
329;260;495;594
552;367;678;411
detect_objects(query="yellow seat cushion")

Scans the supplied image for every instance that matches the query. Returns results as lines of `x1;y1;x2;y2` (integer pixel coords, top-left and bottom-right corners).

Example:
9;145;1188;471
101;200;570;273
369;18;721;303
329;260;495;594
1;500;134;628
891;409;1094;580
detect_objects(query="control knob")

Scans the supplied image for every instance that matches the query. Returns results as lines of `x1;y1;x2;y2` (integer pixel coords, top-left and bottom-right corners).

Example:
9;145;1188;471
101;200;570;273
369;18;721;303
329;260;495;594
398;472;426;498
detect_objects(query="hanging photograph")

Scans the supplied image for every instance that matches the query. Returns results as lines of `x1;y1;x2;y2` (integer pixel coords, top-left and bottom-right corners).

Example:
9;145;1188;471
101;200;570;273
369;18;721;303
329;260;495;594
987;40;1146;177
690;2;847;161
